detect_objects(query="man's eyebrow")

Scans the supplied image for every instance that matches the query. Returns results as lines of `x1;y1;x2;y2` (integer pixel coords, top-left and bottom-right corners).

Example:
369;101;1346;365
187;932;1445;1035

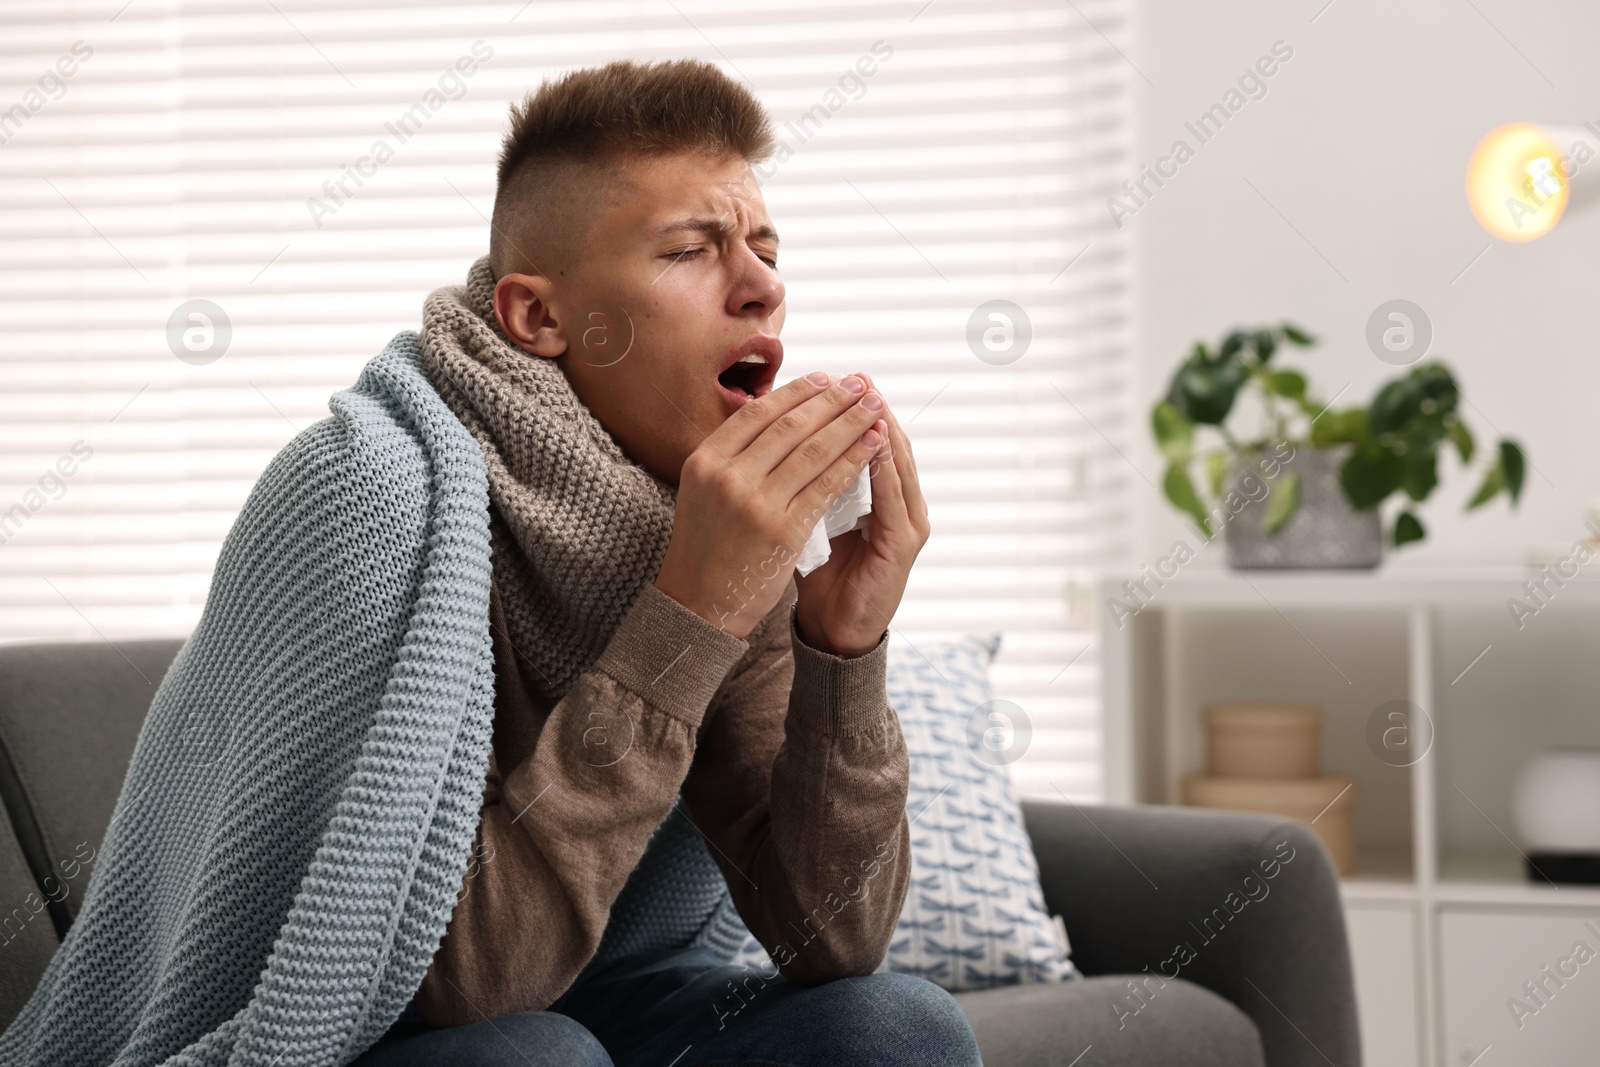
653;217;780;245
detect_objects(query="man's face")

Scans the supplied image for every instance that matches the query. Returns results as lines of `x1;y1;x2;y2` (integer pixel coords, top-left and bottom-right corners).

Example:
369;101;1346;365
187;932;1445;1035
493;150;787;488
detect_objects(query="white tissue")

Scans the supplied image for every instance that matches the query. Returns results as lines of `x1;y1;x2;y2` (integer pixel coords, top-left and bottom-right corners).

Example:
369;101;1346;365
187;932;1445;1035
795;468;874;577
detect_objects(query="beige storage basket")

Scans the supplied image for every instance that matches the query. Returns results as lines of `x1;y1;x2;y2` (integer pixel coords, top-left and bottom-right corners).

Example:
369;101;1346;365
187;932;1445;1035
1204;703;1322;778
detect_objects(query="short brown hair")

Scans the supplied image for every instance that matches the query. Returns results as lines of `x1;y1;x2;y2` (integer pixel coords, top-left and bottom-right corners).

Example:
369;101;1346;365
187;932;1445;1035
489;58;775;279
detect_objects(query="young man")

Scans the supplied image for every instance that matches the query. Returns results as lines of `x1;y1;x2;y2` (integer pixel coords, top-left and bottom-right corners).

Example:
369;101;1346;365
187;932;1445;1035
351;58;982;1066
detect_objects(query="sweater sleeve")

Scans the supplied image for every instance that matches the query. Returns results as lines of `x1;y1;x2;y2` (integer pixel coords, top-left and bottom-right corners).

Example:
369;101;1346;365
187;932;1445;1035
678;580;912;983
411;578;749;1029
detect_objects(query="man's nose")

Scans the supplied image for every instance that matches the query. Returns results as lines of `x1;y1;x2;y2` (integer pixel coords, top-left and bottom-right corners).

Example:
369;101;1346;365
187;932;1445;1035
736;253;783;313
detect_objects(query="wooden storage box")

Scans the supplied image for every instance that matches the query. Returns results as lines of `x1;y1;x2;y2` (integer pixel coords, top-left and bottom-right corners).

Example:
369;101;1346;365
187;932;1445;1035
1204;703;1322;778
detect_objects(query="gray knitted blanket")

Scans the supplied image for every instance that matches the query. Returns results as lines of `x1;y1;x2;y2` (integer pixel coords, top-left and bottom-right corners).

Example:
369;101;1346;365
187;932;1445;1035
2;264;758;1065
1;333;500;1066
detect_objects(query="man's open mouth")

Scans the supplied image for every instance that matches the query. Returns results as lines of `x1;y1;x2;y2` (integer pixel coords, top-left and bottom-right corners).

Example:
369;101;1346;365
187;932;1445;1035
716;356;772;399
714;341;782;403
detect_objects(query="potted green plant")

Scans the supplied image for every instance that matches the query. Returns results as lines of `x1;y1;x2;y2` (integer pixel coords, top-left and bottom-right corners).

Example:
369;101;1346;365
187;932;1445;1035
1151;322;1526;568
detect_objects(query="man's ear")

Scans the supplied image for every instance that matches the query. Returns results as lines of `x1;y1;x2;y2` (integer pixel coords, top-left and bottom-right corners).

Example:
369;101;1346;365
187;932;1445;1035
492;273;567;358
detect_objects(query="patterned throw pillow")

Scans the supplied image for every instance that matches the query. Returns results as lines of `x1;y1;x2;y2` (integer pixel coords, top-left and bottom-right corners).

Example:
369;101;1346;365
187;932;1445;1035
731;631;1077;992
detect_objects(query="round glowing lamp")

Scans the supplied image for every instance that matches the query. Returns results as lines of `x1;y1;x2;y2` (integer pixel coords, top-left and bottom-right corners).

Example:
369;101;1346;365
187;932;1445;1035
1466;122;1569;242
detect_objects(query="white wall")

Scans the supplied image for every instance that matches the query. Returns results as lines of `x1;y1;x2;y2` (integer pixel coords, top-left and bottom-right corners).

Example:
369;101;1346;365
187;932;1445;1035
1123;0;1600;569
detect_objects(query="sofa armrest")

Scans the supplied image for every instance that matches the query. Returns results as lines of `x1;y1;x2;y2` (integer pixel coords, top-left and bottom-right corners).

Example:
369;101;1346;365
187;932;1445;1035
1020;800;1361;1067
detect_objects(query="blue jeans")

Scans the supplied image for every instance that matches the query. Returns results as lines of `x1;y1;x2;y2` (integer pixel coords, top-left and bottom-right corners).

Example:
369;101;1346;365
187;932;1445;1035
352;946;983;1066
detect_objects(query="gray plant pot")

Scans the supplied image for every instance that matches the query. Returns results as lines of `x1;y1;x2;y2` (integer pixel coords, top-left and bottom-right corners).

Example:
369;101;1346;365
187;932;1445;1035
1223;445;1382;570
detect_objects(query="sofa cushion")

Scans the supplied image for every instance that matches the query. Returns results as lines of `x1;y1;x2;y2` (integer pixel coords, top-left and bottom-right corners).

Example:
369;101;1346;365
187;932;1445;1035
0;804;60;1031
955;976;1265;1067
730;631;1076;992
0;637;185;936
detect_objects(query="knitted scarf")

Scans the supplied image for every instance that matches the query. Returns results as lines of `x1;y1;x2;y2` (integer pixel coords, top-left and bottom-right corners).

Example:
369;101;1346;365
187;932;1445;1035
417;255;677;702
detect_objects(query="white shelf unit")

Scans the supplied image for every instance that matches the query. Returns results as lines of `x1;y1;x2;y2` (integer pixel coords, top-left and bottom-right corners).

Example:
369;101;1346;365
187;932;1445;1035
1099;569;1600;1067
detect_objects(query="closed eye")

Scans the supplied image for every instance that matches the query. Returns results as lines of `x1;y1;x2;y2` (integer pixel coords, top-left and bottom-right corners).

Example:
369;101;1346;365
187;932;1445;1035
662;247;778;270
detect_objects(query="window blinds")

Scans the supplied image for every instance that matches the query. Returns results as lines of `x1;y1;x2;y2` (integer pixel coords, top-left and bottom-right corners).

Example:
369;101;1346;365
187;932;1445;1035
0;0;1131;801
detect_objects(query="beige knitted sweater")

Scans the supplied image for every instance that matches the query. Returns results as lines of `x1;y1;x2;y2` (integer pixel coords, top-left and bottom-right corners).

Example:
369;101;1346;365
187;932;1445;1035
408;258;912;1028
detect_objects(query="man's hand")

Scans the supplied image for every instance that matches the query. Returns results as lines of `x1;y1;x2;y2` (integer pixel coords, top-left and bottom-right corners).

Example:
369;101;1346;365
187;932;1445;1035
793;372;929;657
654;371;889;641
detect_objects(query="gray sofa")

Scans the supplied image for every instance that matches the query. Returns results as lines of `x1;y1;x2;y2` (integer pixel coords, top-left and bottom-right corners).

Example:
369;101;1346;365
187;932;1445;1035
0;637;1361;1066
